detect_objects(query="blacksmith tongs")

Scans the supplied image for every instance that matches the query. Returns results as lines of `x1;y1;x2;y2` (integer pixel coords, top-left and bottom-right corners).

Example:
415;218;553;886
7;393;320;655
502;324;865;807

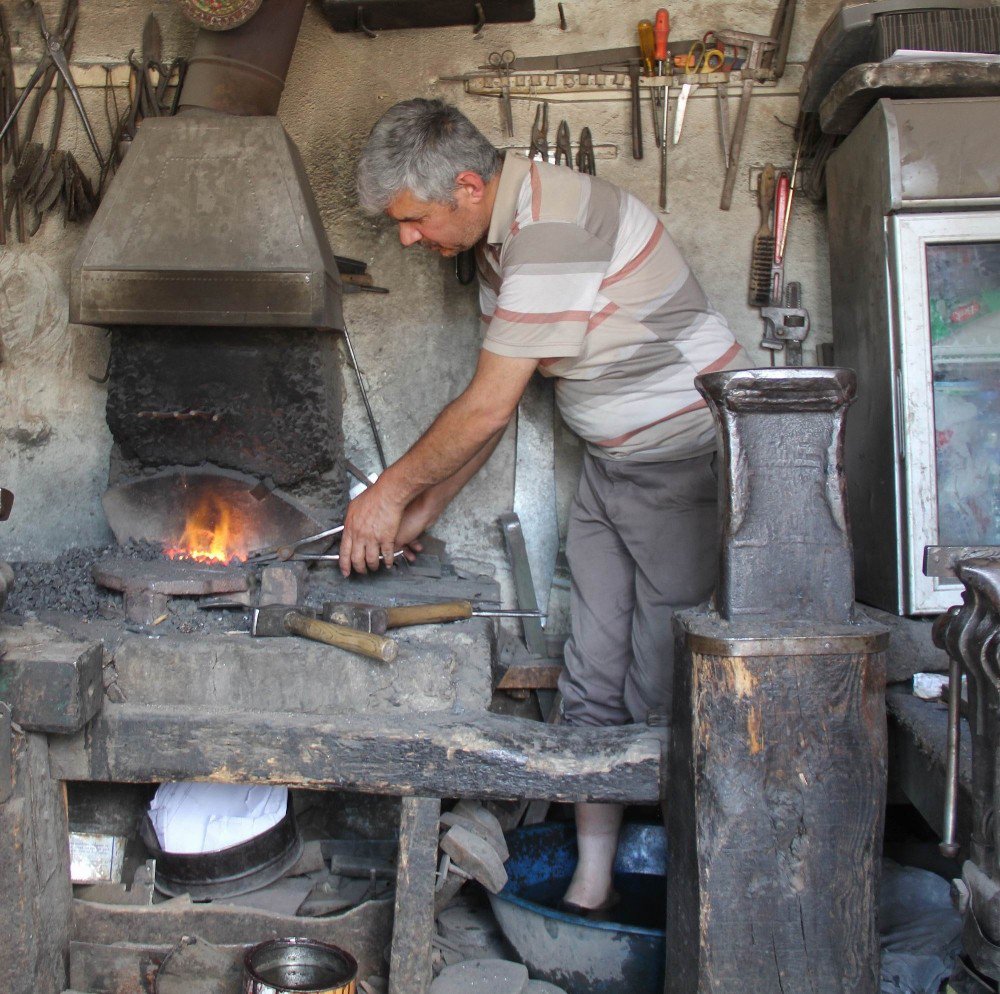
0;2;104;167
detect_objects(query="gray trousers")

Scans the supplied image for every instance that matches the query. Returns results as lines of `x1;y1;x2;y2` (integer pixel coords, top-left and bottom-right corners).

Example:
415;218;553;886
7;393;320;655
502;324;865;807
558;450;719;727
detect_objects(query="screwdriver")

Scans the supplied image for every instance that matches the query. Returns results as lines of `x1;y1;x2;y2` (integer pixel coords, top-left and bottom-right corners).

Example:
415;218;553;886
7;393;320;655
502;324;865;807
637;19;660;148
654;8;670;210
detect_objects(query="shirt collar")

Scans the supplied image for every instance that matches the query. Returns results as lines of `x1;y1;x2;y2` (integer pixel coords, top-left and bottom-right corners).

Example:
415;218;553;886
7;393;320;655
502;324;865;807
486;153;532;246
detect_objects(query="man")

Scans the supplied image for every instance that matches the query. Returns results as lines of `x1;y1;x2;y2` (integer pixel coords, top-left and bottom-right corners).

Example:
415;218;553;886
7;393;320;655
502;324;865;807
347;99;748;912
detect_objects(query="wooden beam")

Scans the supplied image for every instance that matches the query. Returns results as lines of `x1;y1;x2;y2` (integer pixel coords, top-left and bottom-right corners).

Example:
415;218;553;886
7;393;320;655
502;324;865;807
0;731;73;994
48;705;664;803
389;797;440;994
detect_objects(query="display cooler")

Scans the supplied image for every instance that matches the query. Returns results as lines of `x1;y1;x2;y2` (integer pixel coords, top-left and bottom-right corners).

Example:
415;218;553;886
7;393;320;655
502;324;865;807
827;96;1000;615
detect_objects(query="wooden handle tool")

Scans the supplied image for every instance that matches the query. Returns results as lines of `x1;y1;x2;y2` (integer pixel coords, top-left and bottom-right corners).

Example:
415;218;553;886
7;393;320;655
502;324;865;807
384;601;475;628
283;611;398;662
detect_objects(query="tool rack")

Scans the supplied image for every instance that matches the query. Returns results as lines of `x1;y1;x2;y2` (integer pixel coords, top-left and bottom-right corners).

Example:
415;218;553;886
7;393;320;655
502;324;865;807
456;66;794;102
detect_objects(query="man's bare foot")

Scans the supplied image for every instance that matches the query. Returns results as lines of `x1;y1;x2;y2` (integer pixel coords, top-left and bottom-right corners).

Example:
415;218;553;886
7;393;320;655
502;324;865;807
562;801;624;910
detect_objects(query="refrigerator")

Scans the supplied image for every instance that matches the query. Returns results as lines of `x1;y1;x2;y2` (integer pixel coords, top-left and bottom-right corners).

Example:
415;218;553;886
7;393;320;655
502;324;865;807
827;97;1000;615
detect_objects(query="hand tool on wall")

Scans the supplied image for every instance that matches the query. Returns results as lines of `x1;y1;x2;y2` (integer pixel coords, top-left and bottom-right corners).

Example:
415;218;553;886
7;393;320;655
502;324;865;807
529;101;549;160
764;0;797;80
0;1;104;168
716;78;731;167
672;39;723;145
0;4;19;243
575;127;596;175
323;599;542;634
251;605;398;662
637;18;660;148
554;119;572;166
771;168;790;305
716;30;776;211
626;58;643;160
488;49;515;138
748;164;775;308
654;8;670;210
761;282;810;366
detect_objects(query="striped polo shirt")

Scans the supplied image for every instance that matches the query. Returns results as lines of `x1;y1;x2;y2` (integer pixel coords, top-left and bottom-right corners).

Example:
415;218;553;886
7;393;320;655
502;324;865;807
477;154;749;462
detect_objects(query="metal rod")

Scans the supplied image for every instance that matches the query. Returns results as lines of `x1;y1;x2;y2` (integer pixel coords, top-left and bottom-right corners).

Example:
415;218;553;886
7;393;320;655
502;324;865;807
341;325;389;472
940;652;962;858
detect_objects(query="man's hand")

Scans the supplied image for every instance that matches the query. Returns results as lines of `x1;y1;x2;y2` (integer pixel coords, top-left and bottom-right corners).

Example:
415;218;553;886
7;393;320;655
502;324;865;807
339;480;407;576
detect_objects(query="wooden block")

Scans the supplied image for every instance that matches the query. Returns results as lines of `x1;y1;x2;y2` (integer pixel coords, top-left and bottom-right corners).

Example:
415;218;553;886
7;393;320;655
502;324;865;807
1;732;73;994
0;623;103;734
440;826;507;894
497;659;563;690
443;805;509;861
389;796;441;994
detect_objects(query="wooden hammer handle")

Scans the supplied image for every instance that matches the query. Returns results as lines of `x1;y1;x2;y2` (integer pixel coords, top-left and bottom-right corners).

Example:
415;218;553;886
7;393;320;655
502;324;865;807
384;601;474;628
285;612;398;663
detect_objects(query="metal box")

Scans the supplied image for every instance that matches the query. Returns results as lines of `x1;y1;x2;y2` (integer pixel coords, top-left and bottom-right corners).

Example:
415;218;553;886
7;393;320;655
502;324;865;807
827;97;1000;614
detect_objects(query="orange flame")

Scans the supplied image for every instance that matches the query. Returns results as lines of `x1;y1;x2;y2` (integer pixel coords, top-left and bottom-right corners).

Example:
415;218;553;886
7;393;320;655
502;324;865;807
164;494;247;564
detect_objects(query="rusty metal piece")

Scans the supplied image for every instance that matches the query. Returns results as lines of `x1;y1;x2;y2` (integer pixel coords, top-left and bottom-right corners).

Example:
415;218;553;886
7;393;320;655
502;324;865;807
695;366;858;624
0;487;12;521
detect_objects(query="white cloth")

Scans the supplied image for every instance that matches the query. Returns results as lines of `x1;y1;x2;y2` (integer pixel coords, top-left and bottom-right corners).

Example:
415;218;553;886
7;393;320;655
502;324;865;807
149;782;288;854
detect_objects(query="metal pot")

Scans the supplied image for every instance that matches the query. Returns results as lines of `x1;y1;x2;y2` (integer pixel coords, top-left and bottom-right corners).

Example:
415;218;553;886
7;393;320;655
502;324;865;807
243;938;358;994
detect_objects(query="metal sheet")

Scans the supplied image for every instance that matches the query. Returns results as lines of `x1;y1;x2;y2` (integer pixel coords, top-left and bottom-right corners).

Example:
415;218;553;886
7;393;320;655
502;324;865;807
512;377;559;615
69;116;344;329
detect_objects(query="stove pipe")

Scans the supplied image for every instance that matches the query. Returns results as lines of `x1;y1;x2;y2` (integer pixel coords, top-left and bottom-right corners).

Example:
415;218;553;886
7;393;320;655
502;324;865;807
69;0;344;330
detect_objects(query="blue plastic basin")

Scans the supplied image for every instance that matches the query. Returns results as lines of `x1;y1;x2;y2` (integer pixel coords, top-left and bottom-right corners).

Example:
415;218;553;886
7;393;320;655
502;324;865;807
488;822;667;994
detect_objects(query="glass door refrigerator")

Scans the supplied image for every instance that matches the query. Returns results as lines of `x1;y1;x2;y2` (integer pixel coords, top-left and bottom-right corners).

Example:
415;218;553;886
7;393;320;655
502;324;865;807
827;97;1000;615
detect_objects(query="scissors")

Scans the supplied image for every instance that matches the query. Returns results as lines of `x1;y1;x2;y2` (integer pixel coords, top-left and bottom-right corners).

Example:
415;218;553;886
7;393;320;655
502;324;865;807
0;1;104;167
672;38;724;146
488;49;515;138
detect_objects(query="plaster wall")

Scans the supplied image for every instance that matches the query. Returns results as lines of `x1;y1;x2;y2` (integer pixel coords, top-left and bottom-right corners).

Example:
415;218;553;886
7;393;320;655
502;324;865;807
1;0;840;574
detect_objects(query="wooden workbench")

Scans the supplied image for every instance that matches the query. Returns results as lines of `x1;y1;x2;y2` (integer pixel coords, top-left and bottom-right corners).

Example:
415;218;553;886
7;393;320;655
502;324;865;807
0;617;665;994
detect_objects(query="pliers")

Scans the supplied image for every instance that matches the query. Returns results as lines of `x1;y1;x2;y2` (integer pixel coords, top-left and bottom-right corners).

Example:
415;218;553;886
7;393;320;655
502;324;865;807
0;1;104;167
575;127;596;175
529;102;548;161
554;119;572;167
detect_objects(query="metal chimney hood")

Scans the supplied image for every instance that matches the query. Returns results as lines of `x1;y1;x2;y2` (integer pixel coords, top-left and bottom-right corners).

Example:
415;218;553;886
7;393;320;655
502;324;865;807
69;114;344;330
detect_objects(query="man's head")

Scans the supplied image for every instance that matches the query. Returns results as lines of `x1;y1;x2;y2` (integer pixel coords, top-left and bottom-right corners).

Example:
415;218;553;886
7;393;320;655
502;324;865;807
357;99;502;257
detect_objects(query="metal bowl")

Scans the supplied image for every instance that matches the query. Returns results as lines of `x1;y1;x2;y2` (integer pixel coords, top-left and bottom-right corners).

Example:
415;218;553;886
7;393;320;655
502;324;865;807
139;795;302;900
243;938;358;994
488;822;667;994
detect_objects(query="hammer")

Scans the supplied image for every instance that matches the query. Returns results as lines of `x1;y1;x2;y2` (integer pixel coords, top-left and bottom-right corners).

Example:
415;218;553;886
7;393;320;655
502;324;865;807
322;600;542;635
251;605;398;663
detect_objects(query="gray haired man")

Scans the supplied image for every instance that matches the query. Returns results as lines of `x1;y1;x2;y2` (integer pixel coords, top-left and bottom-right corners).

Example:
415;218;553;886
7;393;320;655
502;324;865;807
345;99;748;913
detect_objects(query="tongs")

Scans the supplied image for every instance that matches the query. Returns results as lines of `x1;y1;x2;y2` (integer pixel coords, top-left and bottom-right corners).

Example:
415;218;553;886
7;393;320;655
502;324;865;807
246;524;404;566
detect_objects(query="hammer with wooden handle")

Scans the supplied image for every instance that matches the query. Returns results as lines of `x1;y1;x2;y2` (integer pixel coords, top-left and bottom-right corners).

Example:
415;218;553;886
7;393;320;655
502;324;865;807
251;605;398;663
322;600;542;635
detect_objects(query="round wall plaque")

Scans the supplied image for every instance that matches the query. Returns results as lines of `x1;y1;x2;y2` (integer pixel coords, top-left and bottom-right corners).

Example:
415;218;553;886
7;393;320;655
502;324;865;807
177;0;264;31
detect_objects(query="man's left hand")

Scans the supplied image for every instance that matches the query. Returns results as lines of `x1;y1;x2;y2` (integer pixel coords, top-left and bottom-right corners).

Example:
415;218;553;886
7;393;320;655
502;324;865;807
339;481;406;576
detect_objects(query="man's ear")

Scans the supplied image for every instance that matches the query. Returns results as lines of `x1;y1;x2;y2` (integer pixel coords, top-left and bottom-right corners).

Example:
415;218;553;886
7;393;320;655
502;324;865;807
455;170;487;204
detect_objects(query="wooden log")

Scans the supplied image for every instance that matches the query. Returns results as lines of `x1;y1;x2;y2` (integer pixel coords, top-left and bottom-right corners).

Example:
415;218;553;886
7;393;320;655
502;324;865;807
0;622;103;733
666;617;888;994
389;796;440;994
48;705;665;804
0;731;73;994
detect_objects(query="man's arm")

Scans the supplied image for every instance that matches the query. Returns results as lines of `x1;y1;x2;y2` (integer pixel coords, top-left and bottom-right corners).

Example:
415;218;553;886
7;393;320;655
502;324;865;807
340;350;537;574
